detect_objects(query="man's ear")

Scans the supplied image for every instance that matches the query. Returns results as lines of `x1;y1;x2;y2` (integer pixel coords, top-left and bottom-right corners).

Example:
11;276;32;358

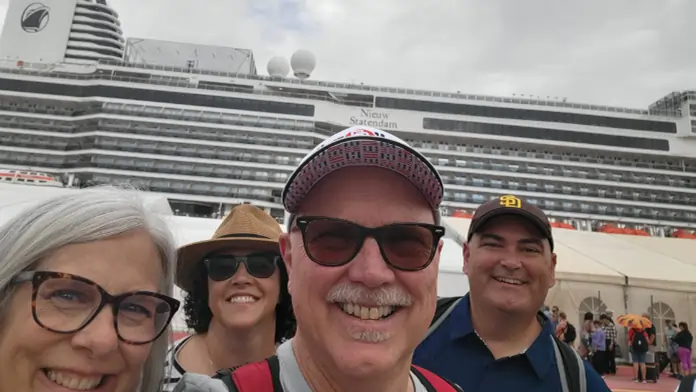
462;241;470;275
279;233;293;292
549;252;557;287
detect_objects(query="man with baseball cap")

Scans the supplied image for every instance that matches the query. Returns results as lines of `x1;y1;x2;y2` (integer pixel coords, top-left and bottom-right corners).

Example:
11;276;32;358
414;195;610;392
175;126;462;391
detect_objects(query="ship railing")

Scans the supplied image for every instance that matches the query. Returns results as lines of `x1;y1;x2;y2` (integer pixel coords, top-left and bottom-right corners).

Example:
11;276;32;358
89;59;685;118
649;90;696;111
0;64;372;108
1;60;686;117
0;100;329;136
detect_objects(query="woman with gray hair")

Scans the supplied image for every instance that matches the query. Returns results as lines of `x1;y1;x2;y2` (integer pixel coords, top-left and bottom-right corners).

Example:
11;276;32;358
0;187;181;392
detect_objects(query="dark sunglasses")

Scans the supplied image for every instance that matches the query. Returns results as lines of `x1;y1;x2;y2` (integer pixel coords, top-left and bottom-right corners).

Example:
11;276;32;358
204;252;280;281
293;216;445;271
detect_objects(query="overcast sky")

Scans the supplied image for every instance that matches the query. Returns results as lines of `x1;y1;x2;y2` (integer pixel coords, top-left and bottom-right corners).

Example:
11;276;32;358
1;0;694;108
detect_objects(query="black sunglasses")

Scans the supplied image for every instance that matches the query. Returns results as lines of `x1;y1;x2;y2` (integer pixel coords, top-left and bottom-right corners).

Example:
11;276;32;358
294;216;445;271
11;271;180;345
204;252;280;281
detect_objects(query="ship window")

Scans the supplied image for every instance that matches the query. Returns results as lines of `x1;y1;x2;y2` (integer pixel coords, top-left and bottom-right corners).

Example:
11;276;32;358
0;79;316;117
379;97;677;133
422;118;670;151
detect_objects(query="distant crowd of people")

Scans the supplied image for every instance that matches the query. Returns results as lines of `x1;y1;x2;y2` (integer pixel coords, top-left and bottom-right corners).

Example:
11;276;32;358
543;306;618;377
544;304;693;385
0;125;694;391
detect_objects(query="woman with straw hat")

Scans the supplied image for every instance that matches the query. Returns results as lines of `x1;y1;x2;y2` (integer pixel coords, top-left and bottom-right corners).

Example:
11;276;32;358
163;205;295;391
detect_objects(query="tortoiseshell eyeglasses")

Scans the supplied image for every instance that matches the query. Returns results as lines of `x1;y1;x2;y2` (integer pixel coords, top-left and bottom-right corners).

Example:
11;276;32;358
11;271;180;345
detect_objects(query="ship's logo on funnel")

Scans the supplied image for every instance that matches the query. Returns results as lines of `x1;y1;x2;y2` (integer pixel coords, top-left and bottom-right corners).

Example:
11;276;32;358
21;3;50;33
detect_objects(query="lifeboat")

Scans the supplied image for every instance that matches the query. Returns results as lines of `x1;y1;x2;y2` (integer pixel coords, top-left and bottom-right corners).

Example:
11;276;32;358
673;229;696;239
0;168;63;188
452;210;473;219
550;221;576;230
598;224;650;236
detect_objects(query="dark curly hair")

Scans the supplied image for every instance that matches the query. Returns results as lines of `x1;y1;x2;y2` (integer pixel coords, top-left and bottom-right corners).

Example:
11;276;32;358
183;255;296;344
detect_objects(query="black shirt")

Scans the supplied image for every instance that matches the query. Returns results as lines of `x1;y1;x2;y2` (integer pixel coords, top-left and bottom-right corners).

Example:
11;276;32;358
674;331;693;349
645;325;657;346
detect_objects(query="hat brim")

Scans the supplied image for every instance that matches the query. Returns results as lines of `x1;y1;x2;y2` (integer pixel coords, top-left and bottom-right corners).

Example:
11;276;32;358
175;237;280;292
467;208;554;250
282;136;444;213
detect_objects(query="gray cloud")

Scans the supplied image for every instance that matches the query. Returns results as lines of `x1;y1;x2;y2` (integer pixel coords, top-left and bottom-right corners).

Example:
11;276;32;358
0;0;693;108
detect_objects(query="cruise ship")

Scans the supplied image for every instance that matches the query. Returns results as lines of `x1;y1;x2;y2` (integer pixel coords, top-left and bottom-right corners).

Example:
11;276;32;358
0;0;695;238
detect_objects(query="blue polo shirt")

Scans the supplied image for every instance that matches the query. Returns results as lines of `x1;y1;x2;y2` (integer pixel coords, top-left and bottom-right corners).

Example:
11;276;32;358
413;294;610;392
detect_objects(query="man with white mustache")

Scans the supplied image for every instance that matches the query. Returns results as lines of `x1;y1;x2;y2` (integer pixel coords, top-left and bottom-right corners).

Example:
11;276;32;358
414;195;610;392
175;126;462;391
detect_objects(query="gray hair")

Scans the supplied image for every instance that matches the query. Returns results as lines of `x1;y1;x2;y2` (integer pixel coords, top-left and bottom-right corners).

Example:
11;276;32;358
0;186;177;392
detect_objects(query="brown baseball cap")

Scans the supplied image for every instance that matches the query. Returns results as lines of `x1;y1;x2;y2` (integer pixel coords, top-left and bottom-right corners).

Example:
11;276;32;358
466;195;554;250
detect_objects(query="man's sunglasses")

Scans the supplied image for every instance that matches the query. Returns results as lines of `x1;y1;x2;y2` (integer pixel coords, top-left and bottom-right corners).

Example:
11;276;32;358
293;216;445;271
204;252;280;281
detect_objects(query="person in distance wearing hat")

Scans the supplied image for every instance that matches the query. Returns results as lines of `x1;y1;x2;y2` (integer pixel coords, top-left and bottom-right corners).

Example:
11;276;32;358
414;196;610;392
175;126;463;391
163;204;295;391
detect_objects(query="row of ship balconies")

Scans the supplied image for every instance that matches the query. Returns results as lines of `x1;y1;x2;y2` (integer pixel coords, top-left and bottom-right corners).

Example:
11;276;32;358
2;128;694;195
171;202;676;237
0;100;319;132
2;148;696;222
97;118;696;185
68;171;696;225
88;173;279;203
0;99;694;173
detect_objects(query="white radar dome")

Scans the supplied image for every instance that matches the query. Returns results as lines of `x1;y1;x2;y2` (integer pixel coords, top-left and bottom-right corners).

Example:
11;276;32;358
266;56;290;78
290;49;316;80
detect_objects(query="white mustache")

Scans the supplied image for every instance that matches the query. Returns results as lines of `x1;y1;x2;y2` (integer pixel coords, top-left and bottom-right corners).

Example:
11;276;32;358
326;283;413;307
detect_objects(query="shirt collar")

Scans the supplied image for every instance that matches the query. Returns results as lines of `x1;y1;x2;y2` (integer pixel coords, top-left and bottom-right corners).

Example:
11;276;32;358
449;293;557;379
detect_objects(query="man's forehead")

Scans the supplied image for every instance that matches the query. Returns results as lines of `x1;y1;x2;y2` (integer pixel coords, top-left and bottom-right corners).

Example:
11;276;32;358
303;168;427;206
475;214;545;238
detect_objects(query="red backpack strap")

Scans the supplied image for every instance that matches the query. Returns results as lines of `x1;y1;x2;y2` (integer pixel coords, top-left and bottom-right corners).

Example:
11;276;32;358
411;365;464;392
226;356;282;392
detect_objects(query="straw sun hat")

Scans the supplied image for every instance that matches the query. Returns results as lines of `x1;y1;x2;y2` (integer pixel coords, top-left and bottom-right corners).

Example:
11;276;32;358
175;204;282;291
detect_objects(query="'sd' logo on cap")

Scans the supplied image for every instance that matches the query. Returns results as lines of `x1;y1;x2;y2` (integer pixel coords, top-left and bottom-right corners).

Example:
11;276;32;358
499;195;522;208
